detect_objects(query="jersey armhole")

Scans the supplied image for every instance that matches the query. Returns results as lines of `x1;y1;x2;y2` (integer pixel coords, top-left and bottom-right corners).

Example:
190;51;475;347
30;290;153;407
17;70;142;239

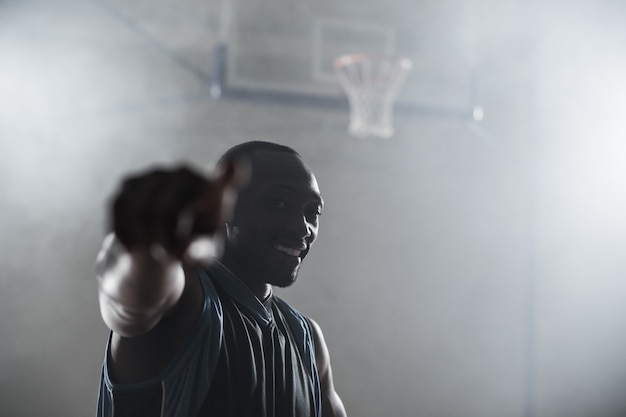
101;268;218;391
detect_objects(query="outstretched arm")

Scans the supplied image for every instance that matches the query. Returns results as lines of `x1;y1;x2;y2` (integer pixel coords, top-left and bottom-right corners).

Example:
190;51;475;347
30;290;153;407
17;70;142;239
97;164;238;336
310;319;347;417
96;233;187;337
97;162;241;383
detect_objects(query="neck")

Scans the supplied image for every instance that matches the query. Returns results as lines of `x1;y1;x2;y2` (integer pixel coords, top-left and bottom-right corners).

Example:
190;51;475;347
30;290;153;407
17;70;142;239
220;252;272;301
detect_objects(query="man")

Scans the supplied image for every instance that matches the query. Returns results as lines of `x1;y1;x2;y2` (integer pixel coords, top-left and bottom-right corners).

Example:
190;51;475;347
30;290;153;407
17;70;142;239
96;141;346;417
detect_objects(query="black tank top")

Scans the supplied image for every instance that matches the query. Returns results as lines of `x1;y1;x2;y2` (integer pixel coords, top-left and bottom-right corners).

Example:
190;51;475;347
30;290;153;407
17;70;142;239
197;267;321;417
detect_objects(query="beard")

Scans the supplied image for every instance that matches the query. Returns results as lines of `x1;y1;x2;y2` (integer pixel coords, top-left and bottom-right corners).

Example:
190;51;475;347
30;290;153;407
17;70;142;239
268;269;299;288
227;245;302;289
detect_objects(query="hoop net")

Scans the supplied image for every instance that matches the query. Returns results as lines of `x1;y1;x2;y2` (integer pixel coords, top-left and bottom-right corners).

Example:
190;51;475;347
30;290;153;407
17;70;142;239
334;54;413;138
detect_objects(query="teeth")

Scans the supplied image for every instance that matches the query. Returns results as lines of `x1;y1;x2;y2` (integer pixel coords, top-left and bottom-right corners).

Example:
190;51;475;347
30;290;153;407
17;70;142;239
275;245;302;257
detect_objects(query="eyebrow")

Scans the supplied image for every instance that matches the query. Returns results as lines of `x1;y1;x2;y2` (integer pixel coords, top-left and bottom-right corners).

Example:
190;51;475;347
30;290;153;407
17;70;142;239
264;184;324;206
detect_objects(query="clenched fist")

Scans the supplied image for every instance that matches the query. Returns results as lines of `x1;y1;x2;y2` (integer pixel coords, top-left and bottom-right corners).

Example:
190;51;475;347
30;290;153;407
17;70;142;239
109;158;244;262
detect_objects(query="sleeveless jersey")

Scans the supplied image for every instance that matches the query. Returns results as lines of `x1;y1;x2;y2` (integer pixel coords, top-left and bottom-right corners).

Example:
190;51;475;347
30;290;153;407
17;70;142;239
96;262;322;417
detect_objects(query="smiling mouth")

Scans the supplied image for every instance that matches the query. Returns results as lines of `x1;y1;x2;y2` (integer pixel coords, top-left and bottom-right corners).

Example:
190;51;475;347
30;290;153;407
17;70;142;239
274;244;303;257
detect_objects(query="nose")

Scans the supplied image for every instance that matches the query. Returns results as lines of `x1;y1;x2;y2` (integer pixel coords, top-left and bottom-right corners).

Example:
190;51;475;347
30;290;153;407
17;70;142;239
286;214;315;241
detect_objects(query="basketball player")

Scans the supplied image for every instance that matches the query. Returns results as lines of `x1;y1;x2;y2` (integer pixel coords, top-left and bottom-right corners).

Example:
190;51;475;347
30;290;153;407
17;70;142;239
96;141;346;417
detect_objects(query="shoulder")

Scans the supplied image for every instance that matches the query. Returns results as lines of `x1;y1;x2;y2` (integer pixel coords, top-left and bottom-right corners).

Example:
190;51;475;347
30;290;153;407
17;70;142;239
307;318;329;369
272;296;308;324
307;317;324;339
307;318;348;417
271;297;322;341
271;297;319;358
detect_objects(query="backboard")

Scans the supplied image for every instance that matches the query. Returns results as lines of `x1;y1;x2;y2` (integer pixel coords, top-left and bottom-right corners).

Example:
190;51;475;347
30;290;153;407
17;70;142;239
216;0;480;112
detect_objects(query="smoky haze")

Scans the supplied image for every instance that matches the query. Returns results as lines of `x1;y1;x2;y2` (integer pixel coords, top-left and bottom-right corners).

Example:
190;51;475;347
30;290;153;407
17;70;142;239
1;0;625;416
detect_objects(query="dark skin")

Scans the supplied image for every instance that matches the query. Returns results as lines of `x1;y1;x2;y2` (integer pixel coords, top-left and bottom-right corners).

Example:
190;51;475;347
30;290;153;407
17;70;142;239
220;151;324;298
102;151;346;417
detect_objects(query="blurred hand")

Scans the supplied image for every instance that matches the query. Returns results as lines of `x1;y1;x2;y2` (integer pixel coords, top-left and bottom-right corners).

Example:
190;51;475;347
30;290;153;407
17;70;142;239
110;158;245;263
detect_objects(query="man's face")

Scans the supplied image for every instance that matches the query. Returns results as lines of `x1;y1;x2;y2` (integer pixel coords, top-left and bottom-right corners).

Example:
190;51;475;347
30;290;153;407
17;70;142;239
226;151;323;287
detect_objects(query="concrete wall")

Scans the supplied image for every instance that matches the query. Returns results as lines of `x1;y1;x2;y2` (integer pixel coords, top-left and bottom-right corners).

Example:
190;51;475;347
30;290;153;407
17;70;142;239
1;1;626;416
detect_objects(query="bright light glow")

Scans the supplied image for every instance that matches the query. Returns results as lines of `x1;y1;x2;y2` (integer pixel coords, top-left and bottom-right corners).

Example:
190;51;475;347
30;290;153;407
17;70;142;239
472;105;484;121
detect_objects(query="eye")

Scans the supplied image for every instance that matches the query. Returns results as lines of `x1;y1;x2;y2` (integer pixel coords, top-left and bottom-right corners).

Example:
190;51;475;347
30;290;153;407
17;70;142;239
270;198;287;210
305;206;322;221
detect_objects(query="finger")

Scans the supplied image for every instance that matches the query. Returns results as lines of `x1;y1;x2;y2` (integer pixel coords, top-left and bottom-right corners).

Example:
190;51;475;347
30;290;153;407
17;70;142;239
111;170;168;250
185;181;224;237
111;166;209;256
183;236;222;265
153;167;210;256
191;157;249;230
213;156;250;193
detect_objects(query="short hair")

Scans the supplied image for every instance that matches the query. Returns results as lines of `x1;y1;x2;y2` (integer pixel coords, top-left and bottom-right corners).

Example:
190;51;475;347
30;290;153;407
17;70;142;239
217;141;301;167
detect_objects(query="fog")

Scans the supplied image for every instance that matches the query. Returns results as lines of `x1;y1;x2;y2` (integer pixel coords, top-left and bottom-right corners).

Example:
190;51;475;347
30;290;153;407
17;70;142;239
1;0;626;416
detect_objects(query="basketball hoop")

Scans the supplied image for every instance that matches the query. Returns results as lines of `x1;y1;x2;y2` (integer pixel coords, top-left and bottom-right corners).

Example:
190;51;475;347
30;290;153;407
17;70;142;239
334;54;413;139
